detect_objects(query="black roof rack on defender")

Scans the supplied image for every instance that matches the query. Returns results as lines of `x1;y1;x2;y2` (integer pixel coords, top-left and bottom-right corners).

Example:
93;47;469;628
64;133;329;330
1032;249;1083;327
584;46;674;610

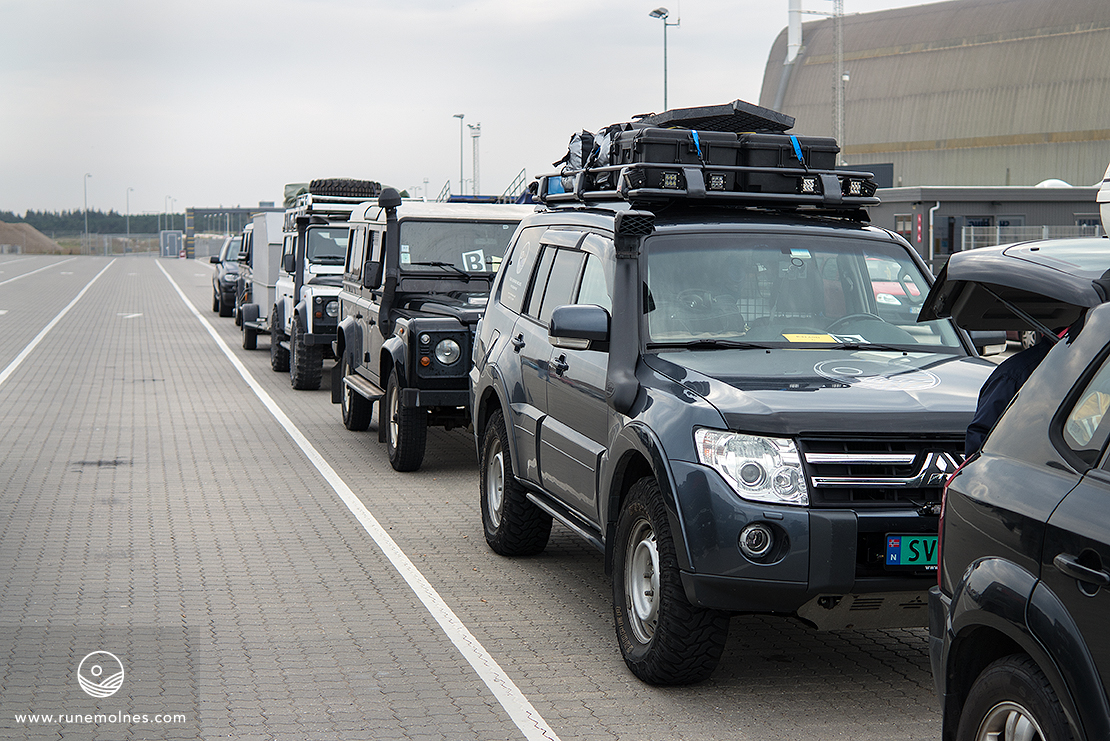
537;101;879;216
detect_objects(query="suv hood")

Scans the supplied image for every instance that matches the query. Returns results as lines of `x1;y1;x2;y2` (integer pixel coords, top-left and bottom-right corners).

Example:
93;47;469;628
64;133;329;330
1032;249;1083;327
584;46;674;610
918;239;1110;332
397;292;489;324
645;349;994;436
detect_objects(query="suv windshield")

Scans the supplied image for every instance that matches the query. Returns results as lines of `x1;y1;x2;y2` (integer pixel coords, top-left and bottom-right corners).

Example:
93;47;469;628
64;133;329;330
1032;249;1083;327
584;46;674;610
399;220;516;274
644;232;962;350
307;228;348;264
221;236;242;262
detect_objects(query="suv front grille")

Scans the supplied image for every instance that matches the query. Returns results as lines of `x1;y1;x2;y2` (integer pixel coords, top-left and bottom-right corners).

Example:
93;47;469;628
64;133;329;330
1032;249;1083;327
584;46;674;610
798;436;964;508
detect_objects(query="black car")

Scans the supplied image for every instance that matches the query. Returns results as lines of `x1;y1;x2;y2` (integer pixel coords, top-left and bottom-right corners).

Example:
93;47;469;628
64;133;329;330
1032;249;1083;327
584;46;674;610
923;238;1110;741
471;107;996;685
210;235;242;318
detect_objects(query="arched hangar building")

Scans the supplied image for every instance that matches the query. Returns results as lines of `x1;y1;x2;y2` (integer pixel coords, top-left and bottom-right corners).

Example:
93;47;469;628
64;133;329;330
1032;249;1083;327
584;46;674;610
758;0;1110;264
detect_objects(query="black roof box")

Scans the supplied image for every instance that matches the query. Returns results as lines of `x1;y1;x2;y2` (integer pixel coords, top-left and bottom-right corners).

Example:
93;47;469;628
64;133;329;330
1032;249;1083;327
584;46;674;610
635;100;794;133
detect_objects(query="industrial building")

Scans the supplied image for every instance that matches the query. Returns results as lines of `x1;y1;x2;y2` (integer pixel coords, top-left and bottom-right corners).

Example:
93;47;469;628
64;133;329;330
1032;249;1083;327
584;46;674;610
759;0;1110;262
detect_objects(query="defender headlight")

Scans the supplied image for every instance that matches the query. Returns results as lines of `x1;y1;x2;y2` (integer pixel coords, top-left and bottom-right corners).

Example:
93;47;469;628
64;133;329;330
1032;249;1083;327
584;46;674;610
434;338;462;365
325;300;339;318
695;429;808;505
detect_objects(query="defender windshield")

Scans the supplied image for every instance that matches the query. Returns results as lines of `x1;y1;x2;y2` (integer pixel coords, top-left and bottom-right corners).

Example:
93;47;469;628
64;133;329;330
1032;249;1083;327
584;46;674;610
644;233;962;350
398;220;516;274
306;228;348;264
221;237;242;261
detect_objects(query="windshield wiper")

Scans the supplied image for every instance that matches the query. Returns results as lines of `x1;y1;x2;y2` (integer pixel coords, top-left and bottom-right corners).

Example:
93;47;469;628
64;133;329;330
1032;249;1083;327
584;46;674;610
649;339;775;350
832;342;911;352
406;261;471;281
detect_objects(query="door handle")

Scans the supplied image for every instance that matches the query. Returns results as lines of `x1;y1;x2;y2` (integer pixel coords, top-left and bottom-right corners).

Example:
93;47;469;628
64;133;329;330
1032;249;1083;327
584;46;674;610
552;354;569;376
511;334;525;352
1053;553;1110;587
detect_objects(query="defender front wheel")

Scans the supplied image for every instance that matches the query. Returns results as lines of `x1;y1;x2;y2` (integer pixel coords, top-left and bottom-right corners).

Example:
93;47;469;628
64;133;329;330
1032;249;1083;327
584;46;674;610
385;370;426;471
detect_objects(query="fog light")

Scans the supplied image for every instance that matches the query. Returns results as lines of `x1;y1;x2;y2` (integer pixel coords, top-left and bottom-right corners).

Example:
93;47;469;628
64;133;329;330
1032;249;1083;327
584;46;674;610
708;173;726;191
661;171;680;189
800;176;819;194
739;523;774;559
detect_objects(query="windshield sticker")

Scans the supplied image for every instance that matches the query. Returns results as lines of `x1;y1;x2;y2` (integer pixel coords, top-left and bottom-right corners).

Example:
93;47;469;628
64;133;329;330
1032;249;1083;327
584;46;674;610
783;333;836;343
813;358;940;391
400;244;410;253
401;253;411;264
462;249;485;272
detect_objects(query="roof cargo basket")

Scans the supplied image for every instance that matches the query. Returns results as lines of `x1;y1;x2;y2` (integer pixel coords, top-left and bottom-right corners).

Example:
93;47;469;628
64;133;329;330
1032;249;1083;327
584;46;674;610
633;99;794;133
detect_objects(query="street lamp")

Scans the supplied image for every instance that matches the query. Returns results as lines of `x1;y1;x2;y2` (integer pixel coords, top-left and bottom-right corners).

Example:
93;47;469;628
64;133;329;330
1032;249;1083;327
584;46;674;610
126;187;134;243
83;173;91;255
453;113;465;196
649;7;679;111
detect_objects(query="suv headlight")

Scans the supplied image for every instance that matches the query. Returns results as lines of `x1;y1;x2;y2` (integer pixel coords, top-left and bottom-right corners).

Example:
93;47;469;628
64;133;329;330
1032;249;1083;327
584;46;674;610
325;300;339;318
695;429;808;506
434;338;462;365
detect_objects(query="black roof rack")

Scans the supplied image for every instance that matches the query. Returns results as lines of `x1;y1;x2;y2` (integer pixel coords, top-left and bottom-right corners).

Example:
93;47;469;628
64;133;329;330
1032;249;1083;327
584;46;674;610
538;161;879;215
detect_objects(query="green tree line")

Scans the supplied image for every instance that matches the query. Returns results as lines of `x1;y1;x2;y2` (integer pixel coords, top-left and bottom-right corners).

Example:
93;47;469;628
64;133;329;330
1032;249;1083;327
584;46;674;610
0;209;179;236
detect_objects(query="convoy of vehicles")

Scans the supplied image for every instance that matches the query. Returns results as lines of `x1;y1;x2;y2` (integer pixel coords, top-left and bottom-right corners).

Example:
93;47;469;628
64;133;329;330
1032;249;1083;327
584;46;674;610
201;104;1107;707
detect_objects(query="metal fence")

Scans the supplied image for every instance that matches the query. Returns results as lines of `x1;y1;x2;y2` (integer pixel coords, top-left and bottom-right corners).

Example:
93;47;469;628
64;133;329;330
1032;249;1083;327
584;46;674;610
79;234;160;255
960;225;1105;251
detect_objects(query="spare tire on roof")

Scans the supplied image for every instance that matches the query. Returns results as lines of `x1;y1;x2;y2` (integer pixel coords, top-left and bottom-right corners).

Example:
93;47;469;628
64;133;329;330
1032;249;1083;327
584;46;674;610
308;178;382;198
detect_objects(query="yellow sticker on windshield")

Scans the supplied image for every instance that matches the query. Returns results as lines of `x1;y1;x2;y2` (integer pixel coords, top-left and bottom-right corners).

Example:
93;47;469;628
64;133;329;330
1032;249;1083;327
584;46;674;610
782;333;836;343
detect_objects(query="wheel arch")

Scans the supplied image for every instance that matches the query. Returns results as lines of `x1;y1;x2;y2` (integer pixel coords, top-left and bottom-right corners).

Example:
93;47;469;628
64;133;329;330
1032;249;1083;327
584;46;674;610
602;423;686;577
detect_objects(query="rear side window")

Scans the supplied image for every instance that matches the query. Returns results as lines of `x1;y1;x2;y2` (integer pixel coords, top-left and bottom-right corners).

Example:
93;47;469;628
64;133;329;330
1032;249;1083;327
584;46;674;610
498;226;545;314
1064;355;1110;465
538;250;586;325
346;226;366;281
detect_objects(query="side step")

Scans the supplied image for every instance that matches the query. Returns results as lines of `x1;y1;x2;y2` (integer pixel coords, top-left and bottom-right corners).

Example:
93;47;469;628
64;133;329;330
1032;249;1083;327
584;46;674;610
343;374;385;401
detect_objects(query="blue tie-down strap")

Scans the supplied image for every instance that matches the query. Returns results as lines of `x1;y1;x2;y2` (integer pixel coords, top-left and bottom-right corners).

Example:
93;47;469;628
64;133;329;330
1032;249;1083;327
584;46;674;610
789;135;806;167
691;130;703;160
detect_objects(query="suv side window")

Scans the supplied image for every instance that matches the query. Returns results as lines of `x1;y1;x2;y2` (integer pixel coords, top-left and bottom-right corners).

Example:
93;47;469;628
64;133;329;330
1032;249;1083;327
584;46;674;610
538;249;586;326
282;234;295;265
526;246;557;320
1064;352;1110;465
498;226;545;314
577;253;611;311
346;226;366;281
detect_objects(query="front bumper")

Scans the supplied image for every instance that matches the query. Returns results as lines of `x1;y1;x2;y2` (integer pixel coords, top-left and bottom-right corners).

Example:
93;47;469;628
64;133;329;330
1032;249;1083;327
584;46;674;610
670;459;936;628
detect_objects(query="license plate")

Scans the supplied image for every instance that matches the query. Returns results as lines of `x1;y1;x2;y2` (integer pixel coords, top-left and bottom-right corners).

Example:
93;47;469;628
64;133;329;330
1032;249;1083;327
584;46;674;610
885;534;937;570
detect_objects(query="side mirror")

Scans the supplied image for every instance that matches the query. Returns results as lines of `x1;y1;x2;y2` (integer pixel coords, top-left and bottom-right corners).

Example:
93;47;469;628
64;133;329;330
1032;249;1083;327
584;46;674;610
549;304;610;350
362;261;382;289
282;254;295;273
209;255;220;264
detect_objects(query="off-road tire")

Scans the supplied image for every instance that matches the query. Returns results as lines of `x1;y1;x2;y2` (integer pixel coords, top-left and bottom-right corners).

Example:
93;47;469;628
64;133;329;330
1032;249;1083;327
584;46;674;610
613;477;730;685
242;324;257;350
385;369;427;472
289;313;322;390
308;178;382;199
270;315;290;372
956;654;1073;741
480;410;551;556
340;355;372;431
218;293;234;318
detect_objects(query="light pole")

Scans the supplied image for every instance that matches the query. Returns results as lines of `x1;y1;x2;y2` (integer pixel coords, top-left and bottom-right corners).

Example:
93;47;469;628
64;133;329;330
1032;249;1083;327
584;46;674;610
649;7;679;111
468;123;481;195
126;187;133;244
83;173;91;255
453;113;465;196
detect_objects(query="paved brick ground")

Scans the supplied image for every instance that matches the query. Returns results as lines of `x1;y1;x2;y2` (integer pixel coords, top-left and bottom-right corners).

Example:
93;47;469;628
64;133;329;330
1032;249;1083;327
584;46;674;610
0;255;944;740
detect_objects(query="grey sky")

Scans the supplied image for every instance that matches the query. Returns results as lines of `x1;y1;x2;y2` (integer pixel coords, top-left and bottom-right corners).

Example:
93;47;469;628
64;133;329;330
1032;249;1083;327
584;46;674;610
1;0;927;218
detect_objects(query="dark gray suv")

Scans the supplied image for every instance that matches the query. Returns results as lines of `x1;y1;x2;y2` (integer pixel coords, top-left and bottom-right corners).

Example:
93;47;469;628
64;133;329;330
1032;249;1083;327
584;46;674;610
470;125;996;685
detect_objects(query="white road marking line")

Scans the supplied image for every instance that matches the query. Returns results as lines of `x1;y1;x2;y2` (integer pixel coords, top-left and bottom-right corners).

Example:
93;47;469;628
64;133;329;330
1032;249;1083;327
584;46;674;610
156;261;561;741
0;257;78;286
0;260;116;390
116;313;143;319
0;310;7;315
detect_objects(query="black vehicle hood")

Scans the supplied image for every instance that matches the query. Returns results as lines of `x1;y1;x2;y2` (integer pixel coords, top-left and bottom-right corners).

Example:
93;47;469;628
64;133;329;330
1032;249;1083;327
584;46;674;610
918;239;1110;332
396;292;489;324
644;348;995;436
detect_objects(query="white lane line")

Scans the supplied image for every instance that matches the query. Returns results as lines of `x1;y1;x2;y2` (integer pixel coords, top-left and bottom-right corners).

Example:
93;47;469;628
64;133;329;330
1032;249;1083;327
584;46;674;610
0;260;116;390
0;256;78;286
156;261;561;741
